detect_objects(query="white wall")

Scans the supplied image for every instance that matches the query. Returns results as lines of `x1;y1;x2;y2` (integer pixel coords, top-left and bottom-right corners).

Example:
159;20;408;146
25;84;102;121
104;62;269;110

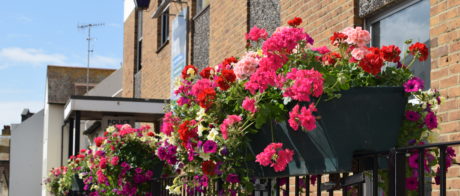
41;103;64;196
10;110;44;196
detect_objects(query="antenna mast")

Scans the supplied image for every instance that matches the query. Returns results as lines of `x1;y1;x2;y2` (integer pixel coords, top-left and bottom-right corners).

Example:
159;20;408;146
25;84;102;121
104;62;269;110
77;23;104;93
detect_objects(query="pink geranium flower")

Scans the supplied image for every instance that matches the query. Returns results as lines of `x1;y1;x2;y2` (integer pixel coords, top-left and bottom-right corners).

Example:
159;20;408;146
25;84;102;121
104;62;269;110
219;115;242;140
283;68;324;102
255;143;294;172
246;26;268;42
233;51;260;80
242;97;257;113
341;27;370;46
351;47;369;60
288;103;317;131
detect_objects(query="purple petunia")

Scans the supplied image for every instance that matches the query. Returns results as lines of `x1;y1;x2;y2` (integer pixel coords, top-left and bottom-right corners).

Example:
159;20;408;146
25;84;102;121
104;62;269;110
425;111;438;130
405;110;421;121
226;173;240;184
406;176;418;190
403;77;424;92
202;140;218;154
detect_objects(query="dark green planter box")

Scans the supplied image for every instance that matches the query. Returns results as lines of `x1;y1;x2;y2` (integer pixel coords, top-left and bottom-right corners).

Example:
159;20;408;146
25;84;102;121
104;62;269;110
248;87;407;177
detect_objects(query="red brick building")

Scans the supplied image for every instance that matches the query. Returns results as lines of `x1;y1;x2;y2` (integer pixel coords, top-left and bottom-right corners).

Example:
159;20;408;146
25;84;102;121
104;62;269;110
122;0;460;194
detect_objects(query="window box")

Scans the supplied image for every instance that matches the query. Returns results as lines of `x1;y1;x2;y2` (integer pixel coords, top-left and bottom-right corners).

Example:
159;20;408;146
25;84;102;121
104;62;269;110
249;87;407;177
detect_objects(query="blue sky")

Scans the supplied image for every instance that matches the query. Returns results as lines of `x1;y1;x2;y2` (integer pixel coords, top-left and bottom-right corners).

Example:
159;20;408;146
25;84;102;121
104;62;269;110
0;0;124;127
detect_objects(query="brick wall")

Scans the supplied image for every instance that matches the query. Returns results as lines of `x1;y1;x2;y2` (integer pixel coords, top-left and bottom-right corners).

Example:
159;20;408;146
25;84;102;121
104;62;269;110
140;0;172;100
430;0;460;195
209;0;248;66
122;10;136;98
123;1;195;100
280;0;361;47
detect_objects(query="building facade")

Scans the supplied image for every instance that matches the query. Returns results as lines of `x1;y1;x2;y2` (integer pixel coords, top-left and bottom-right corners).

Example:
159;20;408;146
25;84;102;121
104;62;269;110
122;0;460;194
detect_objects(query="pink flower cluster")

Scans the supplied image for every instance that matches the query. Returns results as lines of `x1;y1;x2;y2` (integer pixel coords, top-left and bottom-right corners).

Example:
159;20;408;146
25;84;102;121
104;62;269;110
255;143;294;172
244;69;278;94
242;97;257;113
219;115;242;140
288;103;317;131
191;79;216;97
262;27;312;66
341;27;370;47
161;112;178;136
233;51;260;80
341;27;371;61
283;68;324;102
245;26;268;42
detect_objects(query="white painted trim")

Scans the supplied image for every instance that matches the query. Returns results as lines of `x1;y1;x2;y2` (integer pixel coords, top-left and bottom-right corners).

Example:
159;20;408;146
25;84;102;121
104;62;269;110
112;89;123;97
124;0;136;22
64;98;165;120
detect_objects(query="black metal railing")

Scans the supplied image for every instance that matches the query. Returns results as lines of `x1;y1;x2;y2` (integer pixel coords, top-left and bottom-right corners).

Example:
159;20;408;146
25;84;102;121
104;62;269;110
152;141;460;196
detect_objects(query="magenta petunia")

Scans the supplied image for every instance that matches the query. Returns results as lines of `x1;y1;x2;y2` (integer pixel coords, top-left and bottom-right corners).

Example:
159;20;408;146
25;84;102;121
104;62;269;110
404;77;424;92
202;140;218;154
425;111;438;130
405;110;421;122
226;173;240;184
405;176;418;190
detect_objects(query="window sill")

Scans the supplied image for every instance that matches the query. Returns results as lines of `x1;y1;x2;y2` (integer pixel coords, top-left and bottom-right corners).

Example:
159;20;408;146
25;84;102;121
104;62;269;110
156;40;169;53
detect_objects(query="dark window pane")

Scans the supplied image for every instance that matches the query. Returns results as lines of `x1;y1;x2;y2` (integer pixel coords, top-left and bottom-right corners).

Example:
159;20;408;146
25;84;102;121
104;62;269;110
369;0;430;89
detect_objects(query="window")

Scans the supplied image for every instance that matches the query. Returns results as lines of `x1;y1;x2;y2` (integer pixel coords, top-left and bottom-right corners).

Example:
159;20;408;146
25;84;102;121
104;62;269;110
135;10;143;73
196;0;210;14
366;0;430;89
160;9;169;46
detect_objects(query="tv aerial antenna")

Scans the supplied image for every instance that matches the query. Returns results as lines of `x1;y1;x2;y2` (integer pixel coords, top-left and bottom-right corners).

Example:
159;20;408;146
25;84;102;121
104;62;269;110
77;23;104;93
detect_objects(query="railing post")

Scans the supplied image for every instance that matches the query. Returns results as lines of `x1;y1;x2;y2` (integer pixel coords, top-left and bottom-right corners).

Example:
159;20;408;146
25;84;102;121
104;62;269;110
295;176;300;196
373;155;378;196
439;146;447;196
305;175;310;196
342;173;349;196
317;175;322;196
395;150;406;196
418;149;425;196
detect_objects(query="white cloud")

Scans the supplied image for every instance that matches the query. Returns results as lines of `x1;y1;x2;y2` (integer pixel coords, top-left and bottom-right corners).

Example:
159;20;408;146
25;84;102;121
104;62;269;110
0;101;43;128
90;55;121;68
0;47;67;66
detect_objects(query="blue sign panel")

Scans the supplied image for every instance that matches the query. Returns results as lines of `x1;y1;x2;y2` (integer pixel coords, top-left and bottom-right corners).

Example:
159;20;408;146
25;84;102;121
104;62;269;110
170;8;188;99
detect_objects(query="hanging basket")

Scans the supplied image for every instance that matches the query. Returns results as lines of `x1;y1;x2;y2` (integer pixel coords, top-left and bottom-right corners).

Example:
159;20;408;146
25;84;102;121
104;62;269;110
248;87;407;177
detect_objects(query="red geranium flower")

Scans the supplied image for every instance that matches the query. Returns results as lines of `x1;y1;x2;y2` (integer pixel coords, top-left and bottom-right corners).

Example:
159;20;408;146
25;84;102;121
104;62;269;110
94;137;106;147
178;120;198;147
409;42;429;61
216;69;236;91
321;52;341;66
200;67;215;79
181;64;198;79
197;88;216;108
222;69;236;83
287;17;302;27
221;57;238;66
380;45;401;63
330;32;348;46
147;132;155;137
358;48;384;75
201;160;216;176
